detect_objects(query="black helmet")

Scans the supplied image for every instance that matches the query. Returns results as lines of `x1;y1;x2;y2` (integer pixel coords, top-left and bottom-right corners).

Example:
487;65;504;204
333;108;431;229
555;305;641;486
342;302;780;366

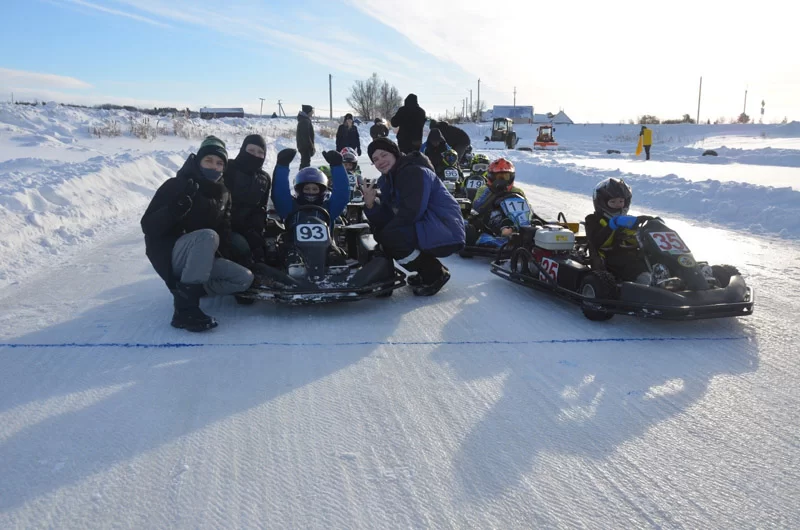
593;177;632;217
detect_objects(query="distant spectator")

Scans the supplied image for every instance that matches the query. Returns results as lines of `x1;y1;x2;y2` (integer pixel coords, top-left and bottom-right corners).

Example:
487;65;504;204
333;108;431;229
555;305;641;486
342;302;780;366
336;113;362;155
370;118;390;140
390;94;427;153
640;126;653;160
296;105;316;168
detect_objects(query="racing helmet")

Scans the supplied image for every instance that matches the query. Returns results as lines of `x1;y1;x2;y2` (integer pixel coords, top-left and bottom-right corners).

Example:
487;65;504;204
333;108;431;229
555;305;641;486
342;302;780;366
295;167;329;204
442;148;459;168
593;177;632;217
487;158;515;192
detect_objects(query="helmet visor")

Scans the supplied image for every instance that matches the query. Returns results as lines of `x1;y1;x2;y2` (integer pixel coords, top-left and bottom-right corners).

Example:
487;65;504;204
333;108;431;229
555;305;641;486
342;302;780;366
471;163;488;172
491;171;514;181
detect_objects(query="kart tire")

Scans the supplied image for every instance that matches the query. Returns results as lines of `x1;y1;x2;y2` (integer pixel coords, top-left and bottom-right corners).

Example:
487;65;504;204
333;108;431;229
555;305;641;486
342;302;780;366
510;248;532;275
712;264;740;287
579;272;617;321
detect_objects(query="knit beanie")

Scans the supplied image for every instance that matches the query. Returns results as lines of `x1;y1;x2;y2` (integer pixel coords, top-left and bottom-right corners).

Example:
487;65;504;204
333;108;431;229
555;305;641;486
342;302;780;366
196;135;228;166
368;137;402;160
344;113;354;121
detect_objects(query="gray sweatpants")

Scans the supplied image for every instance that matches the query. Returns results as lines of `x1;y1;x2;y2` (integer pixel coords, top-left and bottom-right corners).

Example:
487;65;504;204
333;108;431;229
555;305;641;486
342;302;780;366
172;229;254;295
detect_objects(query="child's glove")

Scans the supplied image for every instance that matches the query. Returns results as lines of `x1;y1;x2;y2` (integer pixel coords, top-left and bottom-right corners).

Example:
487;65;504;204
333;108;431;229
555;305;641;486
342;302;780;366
170;178;199;219
322;150;343;167
608;215;637;230
276;148;297;166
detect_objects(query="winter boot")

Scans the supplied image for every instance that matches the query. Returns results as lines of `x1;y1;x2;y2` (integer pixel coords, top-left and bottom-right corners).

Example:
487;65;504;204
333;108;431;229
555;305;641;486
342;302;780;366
403;252;451;296
171;282;218;332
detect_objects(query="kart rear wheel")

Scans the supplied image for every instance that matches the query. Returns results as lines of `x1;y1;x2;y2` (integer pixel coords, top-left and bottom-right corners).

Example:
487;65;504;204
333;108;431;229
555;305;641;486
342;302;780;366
510;248;532;275
579;272;617;321
712;265;740;287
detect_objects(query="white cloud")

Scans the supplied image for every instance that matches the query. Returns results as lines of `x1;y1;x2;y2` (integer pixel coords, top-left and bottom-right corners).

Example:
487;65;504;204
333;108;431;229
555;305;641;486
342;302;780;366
60;0;172;28
345;0;800;121
0;68;93;90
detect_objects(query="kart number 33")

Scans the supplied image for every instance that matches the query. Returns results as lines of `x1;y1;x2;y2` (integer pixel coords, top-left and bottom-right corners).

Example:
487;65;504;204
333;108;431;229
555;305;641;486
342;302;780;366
296;224;329;242
650;231;689;254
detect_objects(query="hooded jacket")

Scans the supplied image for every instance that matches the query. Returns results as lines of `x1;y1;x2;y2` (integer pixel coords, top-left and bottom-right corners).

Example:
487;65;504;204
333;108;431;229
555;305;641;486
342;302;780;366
364;153;465;252
141;155;233;288
430;120;471;151
420;128;451;171
390;94;427;153
370;121;390;140
296;111;316;155
335;122;361;153
223;157;271;259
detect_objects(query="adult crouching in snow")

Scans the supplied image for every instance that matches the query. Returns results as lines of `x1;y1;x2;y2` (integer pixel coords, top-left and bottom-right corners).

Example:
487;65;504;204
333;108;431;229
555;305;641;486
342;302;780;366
223;134;271;268
141;136;254;331
336;113;362;155
362;138;465;296
391;93;427;154
296;104;316;169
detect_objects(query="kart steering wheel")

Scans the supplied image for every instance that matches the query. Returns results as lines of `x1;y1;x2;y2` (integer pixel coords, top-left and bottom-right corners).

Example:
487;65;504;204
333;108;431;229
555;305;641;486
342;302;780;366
295;204;332;225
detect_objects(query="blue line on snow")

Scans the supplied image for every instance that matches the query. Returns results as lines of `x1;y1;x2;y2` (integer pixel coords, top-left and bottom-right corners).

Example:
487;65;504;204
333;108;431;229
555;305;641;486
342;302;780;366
0;336;749;349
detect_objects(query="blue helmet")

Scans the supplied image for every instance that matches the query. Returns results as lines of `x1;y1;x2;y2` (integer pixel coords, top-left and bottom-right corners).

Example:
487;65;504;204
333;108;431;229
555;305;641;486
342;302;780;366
294;167;329;203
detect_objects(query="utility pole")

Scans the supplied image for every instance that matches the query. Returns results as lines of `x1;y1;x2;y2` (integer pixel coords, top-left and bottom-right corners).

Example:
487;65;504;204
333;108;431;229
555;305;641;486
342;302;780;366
278;100;285;117
696;76;702;125
259;97;265;117
469;89;473;119
513;86;516;108
477;78;481;121
743;88;748;116
329;74;333;120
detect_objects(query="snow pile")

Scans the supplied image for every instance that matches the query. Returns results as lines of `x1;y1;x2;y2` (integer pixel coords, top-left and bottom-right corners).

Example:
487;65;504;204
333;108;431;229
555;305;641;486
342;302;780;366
0;104;340;288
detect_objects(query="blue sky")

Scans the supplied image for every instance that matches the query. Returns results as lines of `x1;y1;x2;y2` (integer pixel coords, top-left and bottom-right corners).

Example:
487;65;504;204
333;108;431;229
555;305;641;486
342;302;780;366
2;0;798;122
1;0;499;119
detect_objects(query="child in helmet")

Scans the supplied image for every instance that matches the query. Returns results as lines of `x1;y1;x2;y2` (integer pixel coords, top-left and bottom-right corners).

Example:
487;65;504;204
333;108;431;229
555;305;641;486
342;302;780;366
271;148;350;273
584;177;649;283
466;158;534;247
438;148;465;194
340;147;362;177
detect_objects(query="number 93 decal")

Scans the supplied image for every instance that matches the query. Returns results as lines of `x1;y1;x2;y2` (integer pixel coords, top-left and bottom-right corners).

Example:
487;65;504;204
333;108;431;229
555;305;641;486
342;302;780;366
296;224;329;242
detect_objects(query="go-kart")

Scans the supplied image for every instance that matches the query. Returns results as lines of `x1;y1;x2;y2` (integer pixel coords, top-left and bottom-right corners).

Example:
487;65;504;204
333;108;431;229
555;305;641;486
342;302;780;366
239;205;406;304
490;215;754;321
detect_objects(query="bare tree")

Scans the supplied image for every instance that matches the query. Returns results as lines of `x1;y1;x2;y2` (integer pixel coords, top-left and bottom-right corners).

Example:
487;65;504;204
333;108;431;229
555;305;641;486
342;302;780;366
346;73;380;120
377;80;402;121
472;99;488;122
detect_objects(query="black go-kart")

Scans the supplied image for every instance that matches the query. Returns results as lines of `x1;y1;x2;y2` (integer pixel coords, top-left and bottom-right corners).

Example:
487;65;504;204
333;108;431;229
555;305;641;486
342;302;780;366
239;205;405;304
490;215;754;321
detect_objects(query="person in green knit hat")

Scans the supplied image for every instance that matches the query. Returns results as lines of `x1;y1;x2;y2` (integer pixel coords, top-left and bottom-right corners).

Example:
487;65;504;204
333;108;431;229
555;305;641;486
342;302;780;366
141;135;254;332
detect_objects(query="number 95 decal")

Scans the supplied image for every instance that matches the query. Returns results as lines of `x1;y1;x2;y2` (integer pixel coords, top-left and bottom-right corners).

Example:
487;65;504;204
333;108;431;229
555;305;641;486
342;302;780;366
296;224;329;242
649;231;689;254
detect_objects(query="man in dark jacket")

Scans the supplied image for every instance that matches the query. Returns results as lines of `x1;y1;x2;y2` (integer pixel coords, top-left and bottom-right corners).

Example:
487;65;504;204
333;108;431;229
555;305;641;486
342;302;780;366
223;134;271;266
141;136;254;332
335;113;362;155
430;119;471;162
296;104;315;169
370;118;390;140
390;94;427;154
362;138;465;296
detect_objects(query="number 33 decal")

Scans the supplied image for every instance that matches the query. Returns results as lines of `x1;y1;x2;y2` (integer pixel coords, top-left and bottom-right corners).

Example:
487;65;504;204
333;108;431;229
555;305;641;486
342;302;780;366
650;231;689;254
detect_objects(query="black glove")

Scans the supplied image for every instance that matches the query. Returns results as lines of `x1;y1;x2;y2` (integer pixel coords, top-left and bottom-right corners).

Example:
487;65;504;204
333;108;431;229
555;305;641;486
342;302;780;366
276;148;297;166
322;150;343;167
170;178;198;219
357;147;362;156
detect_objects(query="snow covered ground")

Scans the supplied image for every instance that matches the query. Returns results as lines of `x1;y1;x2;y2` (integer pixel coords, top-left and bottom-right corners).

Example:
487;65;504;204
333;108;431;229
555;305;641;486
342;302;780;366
1;105;799;528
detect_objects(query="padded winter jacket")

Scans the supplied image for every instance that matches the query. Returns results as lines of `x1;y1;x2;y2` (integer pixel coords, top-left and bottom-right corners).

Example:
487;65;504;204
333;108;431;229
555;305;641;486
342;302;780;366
420;129;451;171
584;212;638;256
430;120;471;152
335;124;361;154
640;127;653;146
369;122;390;140
223;157;271;260
364;153;466;252
390;94;427;154
271;163;350;230
141;155;233;288
296;111;316;156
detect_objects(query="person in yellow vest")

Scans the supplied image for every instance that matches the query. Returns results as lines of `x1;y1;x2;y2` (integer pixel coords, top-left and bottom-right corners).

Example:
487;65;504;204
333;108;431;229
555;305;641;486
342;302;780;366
640;126;653;160
584;177;651;284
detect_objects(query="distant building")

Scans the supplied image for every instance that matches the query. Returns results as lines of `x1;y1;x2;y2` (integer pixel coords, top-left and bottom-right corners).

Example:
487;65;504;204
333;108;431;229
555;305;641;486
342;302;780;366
537;110;573;125
491;105;535;124
199;107;245;119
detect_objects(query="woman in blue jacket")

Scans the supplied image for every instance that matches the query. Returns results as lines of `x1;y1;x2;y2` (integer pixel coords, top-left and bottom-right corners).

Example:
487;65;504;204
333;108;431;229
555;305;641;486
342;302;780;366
362;138;465;296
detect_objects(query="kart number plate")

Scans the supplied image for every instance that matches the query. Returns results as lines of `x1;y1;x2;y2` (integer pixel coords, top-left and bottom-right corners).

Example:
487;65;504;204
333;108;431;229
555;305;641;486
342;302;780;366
296;224;329;242
650;231;689;254
444;169;459;180
466;179;483;189
501;197;530;213
538;257;559;282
